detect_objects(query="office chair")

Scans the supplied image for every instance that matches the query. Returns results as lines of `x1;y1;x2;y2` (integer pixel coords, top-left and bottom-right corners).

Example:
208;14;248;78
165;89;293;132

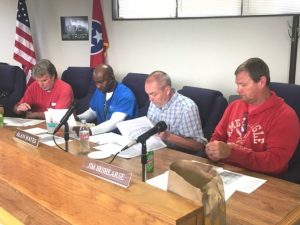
178;86;228;141
61;67;96;115
122;73;150;117
269;82;300;119
0;64;26;116
228;94;240;103
269;82;300;184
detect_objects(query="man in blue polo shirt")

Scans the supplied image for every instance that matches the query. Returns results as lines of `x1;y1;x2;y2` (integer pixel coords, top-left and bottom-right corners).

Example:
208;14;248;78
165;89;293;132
74;64;138;135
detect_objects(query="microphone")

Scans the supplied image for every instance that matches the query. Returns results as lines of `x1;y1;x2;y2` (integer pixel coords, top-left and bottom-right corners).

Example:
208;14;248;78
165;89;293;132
53;102;76;134
123;121;167;150
137;121;167;143
109;121;167;164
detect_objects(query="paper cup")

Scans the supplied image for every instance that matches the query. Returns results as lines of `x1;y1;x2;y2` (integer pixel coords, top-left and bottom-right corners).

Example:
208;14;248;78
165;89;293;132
46;122;57;134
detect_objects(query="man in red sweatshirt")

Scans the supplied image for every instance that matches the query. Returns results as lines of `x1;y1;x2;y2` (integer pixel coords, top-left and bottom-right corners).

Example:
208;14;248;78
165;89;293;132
206;58;299;175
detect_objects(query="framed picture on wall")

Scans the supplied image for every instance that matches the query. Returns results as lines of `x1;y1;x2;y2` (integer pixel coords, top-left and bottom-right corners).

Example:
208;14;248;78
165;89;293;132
60;16;89;41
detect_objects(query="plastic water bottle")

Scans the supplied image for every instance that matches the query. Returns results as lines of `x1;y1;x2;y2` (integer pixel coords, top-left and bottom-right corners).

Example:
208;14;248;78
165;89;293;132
79;120;90;153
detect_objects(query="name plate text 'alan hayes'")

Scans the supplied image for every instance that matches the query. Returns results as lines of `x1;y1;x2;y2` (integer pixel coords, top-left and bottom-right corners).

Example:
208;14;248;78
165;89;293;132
14;129;40;147
81;159;132;188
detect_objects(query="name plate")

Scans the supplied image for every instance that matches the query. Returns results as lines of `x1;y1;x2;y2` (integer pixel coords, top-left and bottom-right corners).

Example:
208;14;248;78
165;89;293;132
14;129;40;147
81;159;132;188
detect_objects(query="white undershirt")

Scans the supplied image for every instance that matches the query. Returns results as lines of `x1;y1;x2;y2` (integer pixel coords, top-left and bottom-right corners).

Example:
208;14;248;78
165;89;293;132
77;91;127;135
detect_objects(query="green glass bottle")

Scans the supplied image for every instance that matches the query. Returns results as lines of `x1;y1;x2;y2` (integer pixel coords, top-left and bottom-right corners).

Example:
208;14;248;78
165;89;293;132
146;151;154;173
0;114;3;128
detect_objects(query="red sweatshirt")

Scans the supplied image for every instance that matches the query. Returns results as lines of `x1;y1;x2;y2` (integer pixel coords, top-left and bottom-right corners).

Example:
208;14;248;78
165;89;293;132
211;91;300;175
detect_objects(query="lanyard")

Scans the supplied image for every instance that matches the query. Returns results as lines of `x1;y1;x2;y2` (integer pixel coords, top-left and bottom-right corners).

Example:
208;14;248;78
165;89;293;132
103;88;116;121
103;94;107;120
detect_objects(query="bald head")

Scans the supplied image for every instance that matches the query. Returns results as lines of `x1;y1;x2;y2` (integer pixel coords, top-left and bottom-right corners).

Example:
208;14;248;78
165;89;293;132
94;64;115;80
93;64;116;93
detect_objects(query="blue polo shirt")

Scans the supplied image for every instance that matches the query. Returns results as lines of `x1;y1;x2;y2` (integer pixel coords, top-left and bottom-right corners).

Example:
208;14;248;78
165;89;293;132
90;82;138;124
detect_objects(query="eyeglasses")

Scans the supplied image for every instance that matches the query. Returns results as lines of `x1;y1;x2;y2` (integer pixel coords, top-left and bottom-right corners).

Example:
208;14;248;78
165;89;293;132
240;112;248;134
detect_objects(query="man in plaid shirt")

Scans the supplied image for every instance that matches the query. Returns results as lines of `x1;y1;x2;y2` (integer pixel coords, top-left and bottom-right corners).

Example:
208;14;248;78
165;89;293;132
145;71;205;154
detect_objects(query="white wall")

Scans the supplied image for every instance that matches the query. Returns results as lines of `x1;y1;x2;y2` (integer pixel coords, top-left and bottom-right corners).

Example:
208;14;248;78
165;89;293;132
1;0;299;98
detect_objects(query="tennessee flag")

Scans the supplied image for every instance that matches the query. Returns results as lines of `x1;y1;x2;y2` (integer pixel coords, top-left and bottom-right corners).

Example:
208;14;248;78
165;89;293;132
90;0;109;68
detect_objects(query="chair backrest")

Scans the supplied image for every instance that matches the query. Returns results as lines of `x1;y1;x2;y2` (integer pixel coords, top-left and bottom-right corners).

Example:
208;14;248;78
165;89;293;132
269;82;300;184
228;94;240;103
0;64;26;116
61;67;96;115
269;82;300;119
122;73;150;117
178;86;228;140
230;83;300;118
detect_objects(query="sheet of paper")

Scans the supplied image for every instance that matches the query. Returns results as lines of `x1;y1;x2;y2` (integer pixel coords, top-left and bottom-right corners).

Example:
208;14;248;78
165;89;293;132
117;145;143;158
146;165;266;201
90;132;129;145
36;133;69;147
23;127;48;135
116;116;166;154
93;143;122;155
69;133;77;140
214;168;243;200
45;108;77;126
146;171;169;191
4;117;44;127
91;132;151;158
0;207;24;225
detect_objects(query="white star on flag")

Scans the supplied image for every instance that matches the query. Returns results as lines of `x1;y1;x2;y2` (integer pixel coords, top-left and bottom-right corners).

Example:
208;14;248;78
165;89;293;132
93;30;102;46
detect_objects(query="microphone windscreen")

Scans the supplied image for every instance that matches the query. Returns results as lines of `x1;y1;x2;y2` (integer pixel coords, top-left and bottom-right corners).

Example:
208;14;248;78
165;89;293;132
156;121;167;132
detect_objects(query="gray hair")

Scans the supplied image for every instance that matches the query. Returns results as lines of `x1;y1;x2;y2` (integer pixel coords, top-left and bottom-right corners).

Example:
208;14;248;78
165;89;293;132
32;59;57;79
146;70;172;89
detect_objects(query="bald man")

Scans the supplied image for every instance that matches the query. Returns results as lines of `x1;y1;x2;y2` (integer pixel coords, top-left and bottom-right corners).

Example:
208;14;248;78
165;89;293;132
74;64;138;135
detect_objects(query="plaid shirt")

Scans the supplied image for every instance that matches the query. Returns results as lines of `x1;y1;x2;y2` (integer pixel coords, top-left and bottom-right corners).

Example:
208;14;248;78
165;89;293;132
147;91;204;148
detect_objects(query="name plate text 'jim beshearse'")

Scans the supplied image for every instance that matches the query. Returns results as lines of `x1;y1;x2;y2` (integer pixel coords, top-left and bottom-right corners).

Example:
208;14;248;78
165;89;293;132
81;159;132;188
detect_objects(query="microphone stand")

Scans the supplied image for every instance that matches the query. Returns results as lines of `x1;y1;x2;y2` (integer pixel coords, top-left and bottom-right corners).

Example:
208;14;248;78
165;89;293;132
141;141;147;182
64;121;69;152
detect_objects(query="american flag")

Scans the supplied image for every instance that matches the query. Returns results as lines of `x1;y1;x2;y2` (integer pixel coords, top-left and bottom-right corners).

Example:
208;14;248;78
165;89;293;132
13;0;36;86
90;0;109;68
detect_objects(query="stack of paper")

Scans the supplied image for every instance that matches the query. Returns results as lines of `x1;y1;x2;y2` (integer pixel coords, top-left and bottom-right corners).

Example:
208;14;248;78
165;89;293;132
24;127;68;147
4;117;44;127
89;117;166;159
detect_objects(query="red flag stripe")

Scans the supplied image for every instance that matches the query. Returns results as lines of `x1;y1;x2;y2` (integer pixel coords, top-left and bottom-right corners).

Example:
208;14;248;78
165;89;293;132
15;32;35;52
13;54;35;68
15;26;34;43
13;45;36;64
14;41;36;58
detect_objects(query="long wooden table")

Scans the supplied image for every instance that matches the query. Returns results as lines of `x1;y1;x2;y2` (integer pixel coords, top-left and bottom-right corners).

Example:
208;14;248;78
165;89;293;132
112;145;300;225
1;126;300;225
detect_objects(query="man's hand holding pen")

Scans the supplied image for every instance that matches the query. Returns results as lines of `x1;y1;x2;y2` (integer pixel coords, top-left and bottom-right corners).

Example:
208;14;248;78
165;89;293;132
16;102;31;112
